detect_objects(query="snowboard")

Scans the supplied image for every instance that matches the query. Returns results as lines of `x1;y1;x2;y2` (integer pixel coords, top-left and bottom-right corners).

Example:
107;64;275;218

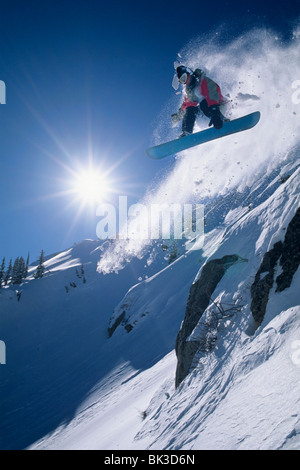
146;111;261;160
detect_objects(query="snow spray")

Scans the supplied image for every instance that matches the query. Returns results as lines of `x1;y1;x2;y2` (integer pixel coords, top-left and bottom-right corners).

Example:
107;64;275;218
292;80;300;105
97;24;300;275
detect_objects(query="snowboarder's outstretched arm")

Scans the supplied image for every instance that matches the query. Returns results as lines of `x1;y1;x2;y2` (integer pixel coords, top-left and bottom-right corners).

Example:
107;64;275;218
171;96;198;123
171;107;184;123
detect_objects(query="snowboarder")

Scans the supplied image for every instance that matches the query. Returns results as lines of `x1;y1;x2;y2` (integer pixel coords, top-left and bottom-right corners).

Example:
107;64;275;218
172;66;227;137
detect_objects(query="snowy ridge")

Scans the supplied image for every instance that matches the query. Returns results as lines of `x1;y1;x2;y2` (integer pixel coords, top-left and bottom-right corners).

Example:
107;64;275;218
134;306;300;450
0;238;182;450
109;164;300;339
1;153;295;451
0;161;299;450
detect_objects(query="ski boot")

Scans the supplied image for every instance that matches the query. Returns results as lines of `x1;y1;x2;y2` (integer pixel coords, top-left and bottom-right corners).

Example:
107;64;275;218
208;106;224;129
179;131;192;138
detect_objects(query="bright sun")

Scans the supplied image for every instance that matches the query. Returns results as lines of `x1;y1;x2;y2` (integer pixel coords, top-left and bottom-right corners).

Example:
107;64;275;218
73;168;108;205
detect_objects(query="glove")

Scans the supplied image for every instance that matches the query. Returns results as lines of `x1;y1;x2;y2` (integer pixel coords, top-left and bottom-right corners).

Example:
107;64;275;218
171;108;184;123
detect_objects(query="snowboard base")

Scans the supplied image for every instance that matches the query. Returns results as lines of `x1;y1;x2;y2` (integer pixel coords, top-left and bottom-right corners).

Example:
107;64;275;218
146;111;261;160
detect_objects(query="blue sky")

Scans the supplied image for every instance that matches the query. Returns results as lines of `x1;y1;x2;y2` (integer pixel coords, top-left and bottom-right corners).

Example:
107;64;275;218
0;0;299;263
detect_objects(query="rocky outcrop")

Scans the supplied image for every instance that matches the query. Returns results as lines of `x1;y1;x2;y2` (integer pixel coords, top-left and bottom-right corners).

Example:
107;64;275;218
175;207;300;387
275;207;300;292
175;254;243;388
108;311;126;337
250;242;283;324
251;207;300;325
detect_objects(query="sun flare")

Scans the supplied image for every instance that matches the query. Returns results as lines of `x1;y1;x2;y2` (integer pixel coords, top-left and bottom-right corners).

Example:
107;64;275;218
73;168;109;205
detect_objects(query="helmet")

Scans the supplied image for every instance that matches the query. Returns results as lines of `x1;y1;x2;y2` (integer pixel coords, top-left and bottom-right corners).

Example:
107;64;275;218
176;65;193;84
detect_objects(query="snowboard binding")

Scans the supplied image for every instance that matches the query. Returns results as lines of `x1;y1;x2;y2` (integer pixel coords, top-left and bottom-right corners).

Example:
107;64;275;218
208;107;225;130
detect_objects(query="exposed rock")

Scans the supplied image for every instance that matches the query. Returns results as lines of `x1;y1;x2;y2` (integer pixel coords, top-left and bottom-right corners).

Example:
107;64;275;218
251;207;300;324
124;323;133;333
250;242;283;324
108;311;126;338
276;207;300;292
175;254;242;388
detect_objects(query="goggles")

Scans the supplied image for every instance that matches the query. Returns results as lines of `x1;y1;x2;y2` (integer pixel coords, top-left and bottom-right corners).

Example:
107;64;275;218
179;72;188;84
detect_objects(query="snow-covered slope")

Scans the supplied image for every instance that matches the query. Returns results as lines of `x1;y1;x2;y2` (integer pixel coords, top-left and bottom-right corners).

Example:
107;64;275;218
0;155;298;451
131;166;300;451
1;27;300;451
0;239;184;450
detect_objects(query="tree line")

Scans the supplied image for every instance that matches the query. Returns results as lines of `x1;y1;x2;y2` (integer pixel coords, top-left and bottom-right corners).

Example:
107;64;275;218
0;250;46;288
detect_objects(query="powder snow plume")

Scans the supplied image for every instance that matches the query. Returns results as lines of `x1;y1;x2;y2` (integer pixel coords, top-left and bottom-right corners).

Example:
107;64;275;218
97;25;300;274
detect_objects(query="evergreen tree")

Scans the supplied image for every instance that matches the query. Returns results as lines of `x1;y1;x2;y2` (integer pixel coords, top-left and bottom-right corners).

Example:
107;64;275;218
18;256;26;284
12;257;26;285
11;257;20;284
25;252;30;278
34;250;45;279
4;259;12;285
81;263;86;283
80;263;85;277
0;257;5;288
10;255;28;285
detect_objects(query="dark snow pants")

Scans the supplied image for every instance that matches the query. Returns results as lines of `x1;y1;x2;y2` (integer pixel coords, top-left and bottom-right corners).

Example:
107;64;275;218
182;106;199;134
182;99;223;133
